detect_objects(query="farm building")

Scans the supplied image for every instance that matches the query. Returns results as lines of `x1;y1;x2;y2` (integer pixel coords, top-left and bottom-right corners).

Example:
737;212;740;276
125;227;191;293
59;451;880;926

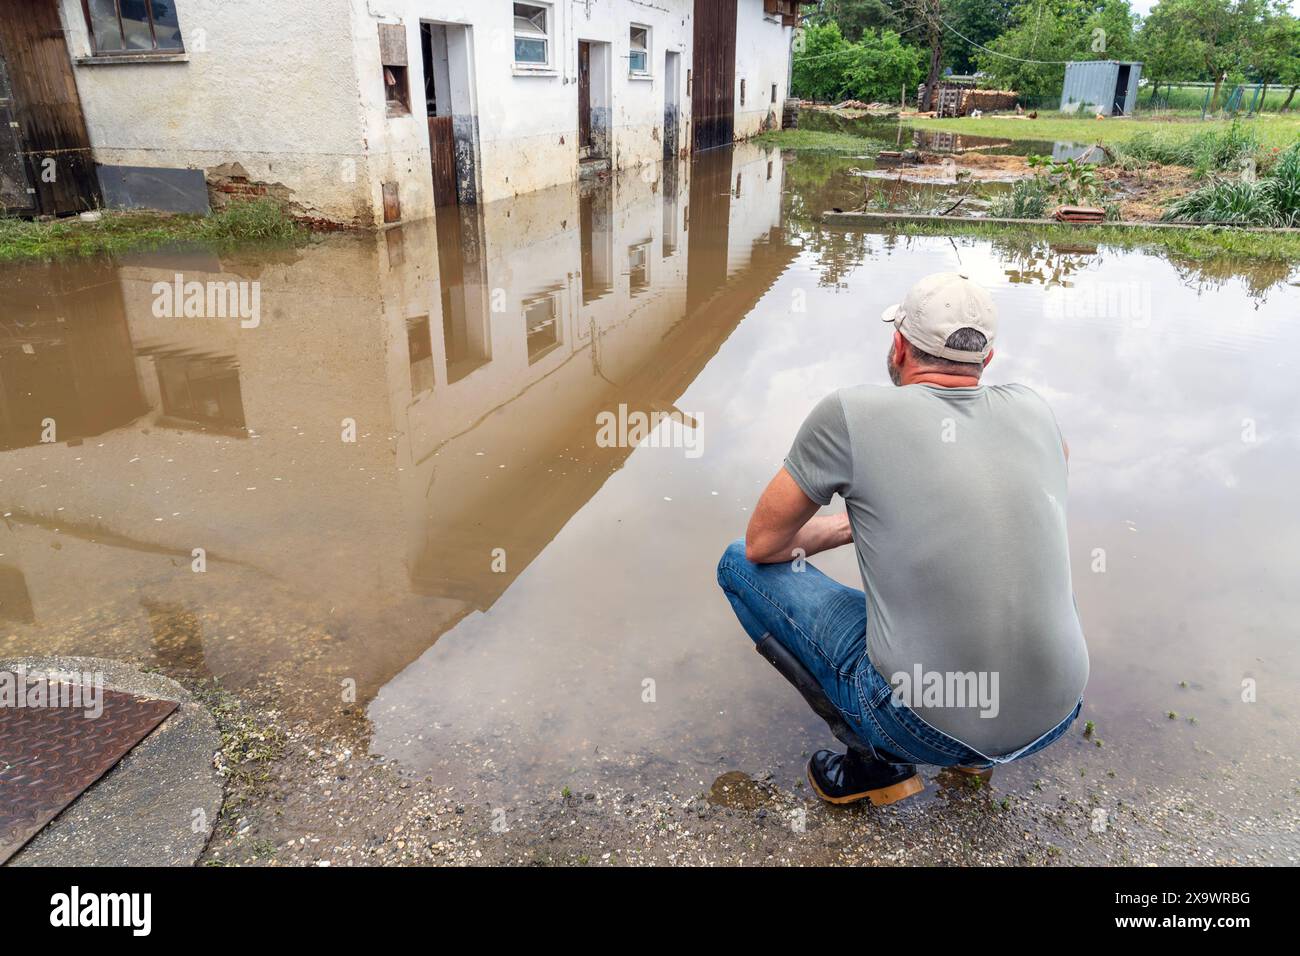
0;0;809;226
1059;60;1142;117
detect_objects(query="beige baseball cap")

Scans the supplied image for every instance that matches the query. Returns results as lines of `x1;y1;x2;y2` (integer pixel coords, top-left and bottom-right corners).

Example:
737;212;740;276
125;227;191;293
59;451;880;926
881;272;997;363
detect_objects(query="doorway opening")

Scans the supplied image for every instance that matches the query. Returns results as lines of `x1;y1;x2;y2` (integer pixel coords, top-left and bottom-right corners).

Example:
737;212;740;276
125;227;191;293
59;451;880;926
577;40;611;176
1112;64;1132;116
421;21;480;206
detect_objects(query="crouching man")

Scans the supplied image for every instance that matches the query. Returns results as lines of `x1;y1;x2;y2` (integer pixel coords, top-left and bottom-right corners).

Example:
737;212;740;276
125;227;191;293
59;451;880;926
717;273;1088;806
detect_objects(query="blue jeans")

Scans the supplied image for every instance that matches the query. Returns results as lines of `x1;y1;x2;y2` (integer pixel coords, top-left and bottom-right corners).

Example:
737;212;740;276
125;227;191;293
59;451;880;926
716;539;1081;768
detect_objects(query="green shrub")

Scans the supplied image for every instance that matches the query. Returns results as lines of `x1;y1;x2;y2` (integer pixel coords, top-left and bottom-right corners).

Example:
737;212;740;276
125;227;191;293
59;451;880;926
1163;142;1300;226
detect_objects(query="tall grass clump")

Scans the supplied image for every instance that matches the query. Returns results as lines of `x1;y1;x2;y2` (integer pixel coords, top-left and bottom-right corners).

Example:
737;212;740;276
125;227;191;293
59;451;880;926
197;198;305;244
1163;142;1300;226
1116;121;1262;173
990;176;1053;218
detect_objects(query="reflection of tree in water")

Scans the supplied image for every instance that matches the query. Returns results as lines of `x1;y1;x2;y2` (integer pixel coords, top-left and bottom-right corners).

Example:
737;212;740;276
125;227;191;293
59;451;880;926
780;153;878;288
776;150;1297;300
989;240;1095;288
1165;256;1297;303
955;233;1295;302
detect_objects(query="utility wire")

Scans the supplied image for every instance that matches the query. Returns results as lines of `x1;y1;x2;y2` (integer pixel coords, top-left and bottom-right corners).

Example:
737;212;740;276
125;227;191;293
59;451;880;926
939;16;1075;66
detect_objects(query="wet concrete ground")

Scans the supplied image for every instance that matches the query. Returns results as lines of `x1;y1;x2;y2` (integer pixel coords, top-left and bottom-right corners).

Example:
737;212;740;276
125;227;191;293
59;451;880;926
1;142;1297;864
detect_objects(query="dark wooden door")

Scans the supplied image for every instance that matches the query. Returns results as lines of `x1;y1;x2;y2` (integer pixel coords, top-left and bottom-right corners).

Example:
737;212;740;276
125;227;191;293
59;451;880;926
577;41;591;150
429;115;457;206
0;47;33;214
691;0;737;152
0;0;100;215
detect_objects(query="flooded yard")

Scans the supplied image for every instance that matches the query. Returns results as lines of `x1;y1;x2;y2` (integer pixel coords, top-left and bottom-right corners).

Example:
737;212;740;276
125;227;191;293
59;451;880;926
2;142;1297;860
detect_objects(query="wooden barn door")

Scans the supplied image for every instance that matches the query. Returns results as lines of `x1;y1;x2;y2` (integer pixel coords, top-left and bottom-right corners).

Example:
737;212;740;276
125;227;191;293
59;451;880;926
691;0;737;152
0;0;100;215
428;114;457;206
0;46;33;213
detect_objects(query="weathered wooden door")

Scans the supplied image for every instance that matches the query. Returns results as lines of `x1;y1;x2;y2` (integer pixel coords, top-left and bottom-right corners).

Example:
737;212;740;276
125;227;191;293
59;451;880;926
429;115;457;206
577;41;592;152
0;46;33;214
0;0;100;215
691;0;737;152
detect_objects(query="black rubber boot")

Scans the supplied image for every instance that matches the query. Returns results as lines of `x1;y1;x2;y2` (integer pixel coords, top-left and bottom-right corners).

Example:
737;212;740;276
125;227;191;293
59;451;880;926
753;634;923;805
807;748;923;806
754;634;882;759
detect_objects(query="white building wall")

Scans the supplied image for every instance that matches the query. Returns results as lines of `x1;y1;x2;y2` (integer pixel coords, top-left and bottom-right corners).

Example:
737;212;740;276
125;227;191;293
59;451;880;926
55;0;791;224
733;0;789;140
57;0;377;224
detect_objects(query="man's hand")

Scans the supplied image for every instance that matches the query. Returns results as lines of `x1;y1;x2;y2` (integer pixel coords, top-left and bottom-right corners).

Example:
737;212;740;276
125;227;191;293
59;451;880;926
744;468;853;564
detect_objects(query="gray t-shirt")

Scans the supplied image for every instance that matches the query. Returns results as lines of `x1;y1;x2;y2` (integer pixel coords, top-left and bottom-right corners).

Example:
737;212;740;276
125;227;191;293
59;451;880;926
785;383;1088;756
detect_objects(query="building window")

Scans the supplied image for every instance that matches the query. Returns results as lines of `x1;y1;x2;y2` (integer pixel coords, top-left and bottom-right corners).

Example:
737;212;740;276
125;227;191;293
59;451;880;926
739;78;746;106
83;0;184;55
771;82;777;102
514;3;550;67
379;23;410;115
629;26;649;76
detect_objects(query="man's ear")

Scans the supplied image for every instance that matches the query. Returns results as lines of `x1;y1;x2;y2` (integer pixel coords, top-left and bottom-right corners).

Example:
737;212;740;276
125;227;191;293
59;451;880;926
893;330;908;364
982;348;995;369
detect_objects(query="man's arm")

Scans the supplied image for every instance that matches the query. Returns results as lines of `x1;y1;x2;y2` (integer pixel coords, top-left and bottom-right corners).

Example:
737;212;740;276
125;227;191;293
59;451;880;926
744;467;853;564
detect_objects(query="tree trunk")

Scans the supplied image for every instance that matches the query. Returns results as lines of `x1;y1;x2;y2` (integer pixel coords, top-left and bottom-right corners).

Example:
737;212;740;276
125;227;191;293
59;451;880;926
1210;72;1224;112
1282;85;1297;111
921;31;943;111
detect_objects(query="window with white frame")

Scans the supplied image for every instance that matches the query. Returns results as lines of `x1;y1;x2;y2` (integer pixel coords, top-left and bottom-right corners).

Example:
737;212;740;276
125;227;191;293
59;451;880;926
514;3;550;67
629;25;649;76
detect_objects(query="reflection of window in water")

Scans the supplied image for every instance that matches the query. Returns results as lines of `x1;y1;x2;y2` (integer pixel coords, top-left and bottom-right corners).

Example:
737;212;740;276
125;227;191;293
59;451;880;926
628;240;651;295
156;355;246;431
523;291;562;364
407;315;434;397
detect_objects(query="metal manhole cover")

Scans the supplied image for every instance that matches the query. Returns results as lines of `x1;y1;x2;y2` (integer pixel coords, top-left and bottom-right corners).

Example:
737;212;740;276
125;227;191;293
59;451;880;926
0;681;177;863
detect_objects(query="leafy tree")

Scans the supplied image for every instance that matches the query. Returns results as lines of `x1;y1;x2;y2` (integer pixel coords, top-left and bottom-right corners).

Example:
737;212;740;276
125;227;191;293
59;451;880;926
1254;9;1300;107
844;29;927;101
1137;1;1206;102
942;0;1017;73
791;20;926;103
973;0;1137;100
791;21;857;101
806;0;903;39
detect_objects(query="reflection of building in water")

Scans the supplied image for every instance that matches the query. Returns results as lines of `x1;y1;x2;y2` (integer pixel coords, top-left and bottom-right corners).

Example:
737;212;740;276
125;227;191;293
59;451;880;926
1;262;146;450
0;143;791;708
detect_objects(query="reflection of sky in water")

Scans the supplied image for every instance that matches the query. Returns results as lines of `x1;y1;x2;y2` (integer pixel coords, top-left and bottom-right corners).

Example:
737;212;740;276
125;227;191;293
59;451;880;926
373;233;1300;811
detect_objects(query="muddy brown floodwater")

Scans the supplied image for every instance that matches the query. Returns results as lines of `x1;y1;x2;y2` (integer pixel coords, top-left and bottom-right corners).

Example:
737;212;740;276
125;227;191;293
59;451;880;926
2;143;1297;860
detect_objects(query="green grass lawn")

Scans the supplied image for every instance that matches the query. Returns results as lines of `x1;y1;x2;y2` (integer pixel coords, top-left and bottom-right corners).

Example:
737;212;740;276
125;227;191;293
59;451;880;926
910;113;1300;150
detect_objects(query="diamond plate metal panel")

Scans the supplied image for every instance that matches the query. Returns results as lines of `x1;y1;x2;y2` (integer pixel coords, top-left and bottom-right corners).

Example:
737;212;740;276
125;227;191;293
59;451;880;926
0;683;177;863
